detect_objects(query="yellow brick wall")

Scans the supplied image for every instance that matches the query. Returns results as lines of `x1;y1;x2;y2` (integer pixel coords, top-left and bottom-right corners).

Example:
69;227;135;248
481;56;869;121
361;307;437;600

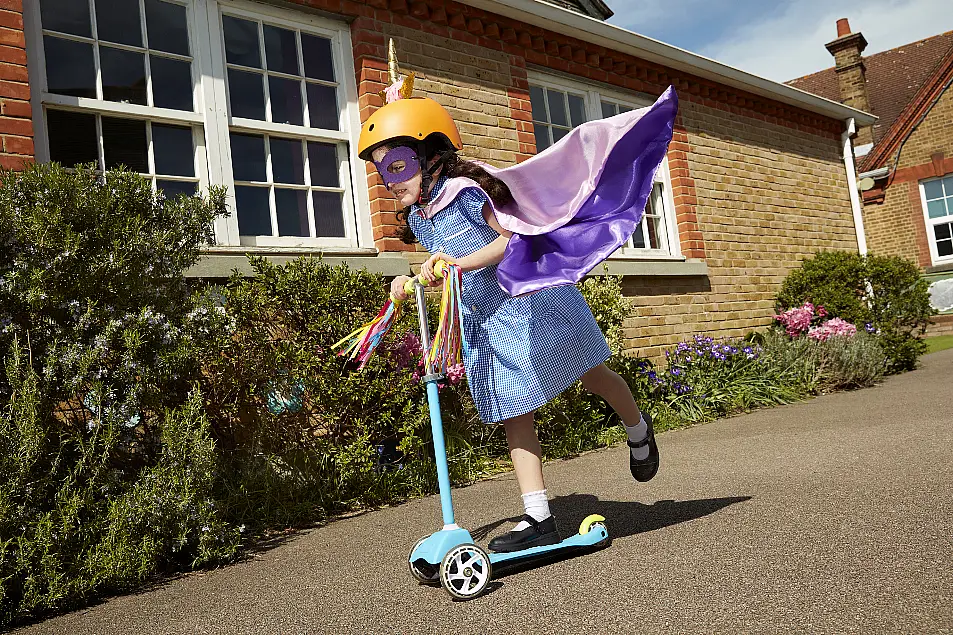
367;28;858;361
624;100;857;359
861;85;953;267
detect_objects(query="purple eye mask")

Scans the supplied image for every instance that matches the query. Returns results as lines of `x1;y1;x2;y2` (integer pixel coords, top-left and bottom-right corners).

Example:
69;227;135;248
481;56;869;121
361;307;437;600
373;146;421;186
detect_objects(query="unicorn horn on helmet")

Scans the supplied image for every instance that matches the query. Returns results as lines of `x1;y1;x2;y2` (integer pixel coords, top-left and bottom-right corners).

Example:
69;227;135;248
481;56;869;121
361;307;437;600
377;38;415;104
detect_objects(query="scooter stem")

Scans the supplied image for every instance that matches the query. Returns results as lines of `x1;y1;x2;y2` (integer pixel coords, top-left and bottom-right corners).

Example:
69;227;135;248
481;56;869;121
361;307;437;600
413;280;456;528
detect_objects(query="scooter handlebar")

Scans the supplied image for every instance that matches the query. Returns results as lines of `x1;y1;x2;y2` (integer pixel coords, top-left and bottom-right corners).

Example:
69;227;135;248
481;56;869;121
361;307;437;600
400;260;451;296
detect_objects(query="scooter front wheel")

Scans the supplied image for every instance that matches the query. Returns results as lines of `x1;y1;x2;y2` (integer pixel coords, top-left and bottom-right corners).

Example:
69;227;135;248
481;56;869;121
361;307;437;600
439;543;492;600
408;537;440;585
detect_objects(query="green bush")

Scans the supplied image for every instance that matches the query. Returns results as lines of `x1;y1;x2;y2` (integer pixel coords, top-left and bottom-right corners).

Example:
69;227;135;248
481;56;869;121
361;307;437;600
0;164;235;626
757;329;886;392
776;251;935;372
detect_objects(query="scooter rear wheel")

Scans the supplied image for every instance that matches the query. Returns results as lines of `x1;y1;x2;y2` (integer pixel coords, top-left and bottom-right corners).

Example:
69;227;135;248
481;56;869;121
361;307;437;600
408;537;440;585
440;543;492;600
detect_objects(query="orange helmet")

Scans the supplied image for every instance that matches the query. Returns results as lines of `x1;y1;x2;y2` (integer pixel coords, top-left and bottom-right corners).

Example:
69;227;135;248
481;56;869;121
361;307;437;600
358;97;462;161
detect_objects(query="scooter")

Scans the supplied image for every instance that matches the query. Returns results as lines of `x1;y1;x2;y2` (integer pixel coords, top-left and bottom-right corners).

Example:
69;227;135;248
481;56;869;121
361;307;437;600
402;269;610;600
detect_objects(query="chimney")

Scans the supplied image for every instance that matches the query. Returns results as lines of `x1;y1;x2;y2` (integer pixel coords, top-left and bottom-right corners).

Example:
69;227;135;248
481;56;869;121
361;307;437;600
826;18;874;145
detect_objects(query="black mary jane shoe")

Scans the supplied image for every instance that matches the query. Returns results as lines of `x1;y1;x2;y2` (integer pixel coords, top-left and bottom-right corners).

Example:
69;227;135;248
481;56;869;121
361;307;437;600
487;514;560;553
629;412;660;482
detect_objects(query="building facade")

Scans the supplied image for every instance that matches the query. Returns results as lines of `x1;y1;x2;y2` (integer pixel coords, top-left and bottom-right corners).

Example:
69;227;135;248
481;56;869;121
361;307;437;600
9;0;873;358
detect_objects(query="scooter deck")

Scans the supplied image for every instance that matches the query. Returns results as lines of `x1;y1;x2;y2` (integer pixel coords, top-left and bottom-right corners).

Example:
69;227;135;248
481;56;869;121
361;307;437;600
488;522;609;565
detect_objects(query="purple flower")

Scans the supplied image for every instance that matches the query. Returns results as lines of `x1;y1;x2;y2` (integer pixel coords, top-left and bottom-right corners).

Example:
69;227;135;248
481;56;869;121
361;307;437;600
865;323;876;333
671;367;682;376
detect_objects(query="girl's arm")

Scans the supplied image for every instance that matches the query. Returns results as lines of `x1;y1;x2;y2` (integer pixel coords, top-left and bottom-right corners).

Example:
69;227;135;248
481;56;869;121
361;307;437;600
420;203;512;282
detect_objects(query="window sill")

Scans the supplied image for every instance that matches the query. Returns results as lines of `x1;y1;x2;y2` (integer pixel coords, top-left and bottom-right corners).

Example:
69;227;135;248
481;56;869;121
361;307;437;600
186;247;411;278
588;258;708;277
926;261;953;275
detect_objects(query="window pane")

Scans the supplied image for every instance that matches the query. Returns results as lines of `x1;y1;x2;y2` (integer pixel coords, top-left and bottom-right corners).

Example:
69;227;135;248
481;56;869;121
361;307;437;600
938;240;953;258
153;124;194;177
145;0;190;56
223;15;261;68
534;124;550;152
44;37;95;98
102;117;148;172
307;142;338;187
647;215;661;249
228;69;265;120
546;89;568;127
306;83;338;130
529;86;547;122
235;186;272;235
942;176;953;196
936;223;952;241
301;34;334;82
923;179;944;200
95;0;141;47
619;105;632;113
568;94;586;127
275;189;309;237
927;199;948;219
264;25;299;75
631;220;646;248
312;191;345;237
40;0;91;37
151;56;193;111
229;133;266;181
270;138;304;185
269;76;303;126
552;127;568;144
601;101;615;119
47;110;98;167
157;179;197;199
100;47;147;105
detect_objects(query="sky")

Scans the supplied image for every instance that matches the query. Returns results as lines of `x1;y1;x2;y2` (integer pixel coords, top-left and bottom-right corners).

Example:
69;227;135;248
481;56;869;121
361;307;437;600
606;0;953;83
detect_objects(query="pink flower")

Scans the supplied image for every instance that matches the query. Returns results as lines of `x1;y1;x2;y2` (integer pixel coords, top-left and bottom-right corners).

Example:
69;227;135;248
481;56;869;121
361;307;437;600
393;331;421;369
775;301;815;337
808;317;857;341
446;363;466;385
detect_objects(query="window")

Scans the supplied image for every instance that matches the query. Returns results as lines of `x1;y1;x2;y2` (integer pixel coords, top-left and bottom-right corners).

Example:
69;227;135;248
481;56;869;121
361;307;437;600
27;0;368;249
921;176;953;264
528;74;679;258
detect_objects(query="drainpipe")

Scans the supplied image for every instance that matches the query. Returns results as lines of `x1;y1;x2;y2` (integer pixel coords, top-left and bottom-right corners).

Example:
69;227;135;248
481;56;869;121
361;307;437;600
842;117;868;255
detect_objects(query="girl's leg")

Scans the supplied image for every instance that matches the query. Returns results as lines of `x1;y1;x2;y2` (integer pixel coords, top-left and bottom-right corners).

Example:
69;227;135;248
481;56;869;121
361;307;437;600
580;363;642;426
502;411;545;494
581;363;659;480
488;411;559;552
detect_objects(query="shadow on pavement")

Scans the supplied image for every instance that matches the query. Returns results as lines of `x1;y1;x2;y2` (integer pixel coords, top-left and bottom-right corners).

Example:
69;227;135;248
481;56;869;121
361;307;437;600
468;494;751;580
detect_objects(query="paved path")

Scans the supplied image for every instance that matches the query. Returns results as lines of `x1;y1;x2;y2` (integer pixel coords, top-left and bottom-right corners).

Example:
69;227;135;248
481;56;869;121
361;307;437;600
17;349;953;635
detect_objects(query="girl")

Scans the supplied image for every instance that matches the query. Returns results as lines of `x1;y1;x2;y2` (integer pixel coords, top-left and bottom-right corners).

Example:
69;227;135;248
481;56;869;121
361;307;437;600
357;49;675;552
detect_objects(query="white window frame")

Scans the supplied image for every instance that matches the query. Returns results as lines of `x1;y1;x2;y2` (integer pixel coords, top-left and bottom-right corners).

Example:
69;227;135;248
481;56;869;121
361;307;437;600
527;70;681;260
25;0;372;251
919;176;953;266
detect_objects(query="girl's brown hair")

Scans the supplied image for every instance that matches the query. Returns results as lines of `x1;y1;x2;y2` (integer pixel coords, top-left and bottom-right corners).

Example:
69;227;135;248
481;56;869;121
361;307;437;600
393;142;513;244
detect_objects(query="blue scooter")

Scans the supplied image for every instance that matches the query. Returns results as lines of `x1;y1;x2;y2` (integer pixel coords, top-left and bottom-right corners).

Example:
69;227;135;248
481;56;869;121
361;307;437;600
403;274;610;600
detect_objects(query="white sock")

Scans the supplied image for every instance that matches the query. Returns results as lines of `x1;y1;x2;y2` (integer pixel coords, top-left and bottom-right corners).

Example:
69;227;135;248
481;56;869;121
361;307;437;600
626;415;650;461
512;489;550;531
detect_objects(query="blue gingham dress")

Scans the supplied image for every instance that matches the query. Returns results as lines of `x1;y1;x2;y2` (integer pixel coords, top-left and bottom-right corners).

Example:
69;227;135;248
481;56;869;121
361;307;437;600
409;177;611;423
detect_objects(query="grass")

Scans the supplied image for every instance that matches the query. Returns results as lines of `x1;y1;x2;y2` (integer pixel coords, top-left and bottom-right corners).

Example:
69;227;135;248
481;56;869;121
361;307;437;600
926;334;953;355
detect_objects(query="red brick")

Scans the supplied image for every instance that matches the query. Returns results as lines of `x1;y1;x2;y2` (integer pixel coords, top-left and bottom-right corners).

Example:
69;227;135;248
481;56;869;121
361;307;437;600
0;114;29;135
0;43;24;65
0;10;21;30
0;26;22;48
0;61;26;82
1;97;28;117
0;1;22;12
3;133;31;154
0;152;30;169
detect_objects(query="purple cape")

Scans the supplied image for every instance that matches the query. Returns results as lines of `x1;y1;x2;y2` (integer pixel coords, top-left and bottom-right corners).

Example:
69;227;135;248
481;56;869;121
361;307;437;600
425;85;678;296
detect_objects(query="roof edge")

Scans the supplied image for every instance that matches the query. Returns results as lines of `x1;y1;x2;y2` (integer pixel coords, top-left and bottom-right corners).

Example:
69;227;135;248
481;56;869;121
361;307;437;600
860;45;953;171
459;0;877;125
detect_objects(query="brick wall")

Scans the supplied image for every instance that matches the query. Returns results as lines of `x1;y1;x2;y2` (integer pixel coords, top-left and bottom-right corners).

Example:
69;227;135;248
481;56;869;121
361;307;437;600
862;85;953;268
313;0;856;358
622;99;857;358
0;0;32;169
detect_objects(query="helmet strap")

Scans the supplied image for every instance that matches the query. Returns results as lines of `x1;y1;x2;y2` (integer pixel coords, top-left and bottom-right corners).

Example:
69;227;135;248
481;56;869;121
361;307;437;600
417;143;455;206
